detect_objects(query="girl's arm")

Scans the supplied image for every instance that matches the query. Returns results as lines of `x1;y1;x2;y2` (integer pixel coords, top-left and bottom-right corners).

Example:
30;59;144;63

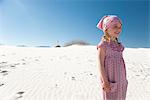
97;47;109;84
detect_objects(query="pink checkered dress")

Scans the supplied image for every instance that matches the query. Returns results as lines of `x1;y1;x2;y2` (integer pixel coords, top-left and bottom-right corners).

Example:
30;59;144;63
97;39;128;100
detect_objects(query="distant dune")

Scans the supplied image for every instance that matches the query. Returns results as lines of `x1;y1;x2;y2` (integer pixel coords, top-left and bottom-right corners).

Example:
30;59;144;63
17;45;28;47
63;40;90;47
35;46;51;48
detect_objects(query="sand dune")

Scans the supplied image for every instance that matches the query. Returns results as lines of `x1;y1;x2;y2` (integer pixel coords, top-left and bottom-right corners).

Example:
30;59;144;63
0;45;150;100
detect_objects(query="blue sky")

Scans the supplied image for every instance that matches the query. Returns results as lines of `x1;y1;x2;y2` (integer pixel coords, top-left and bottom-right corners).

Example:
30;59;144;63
0;0;149;47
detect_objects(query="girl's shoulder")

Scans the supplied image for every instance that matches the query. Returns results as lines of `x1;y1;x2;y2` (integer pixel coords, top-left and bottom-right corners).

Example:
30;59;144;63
97;39;109;50
100;38;110;45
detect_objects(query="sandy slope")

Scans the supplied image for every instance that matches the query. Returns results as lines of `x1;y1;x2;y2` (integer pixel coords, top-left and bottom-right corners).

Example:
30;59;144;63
0;45;150;100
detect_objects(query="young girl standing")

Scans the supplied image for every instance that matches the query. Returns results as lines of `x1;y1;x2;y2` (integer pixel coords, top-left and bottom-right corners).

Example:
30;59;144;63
97;15;128;100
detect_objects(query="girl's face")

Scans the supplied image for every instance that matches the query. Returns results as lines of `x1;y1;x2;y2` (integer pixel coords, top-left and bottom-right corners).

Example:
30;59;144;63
106;22;122;38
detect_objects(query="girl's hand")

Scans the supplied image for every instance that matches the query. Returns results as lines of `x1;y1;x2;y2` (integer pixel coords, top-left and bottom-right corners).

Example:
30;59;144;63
102;82;111;93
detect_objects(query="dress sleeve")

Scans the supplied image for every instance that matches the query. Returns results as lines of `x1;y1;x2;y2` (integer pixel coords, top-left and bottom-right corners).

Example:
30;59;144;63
97;41;107;50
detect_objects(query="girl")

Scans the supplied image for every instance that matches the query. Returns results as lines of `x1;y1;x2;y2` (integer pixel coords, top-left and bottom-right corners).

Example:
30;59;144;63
97;15;128;100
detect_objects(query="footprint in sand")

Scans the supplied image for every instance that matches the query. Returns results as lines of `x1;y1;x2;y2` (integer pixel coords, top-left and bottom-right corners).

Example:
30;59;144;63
10;65;16;68
22;63;26;65
10;63;20;69
0;83;4;87
21;59;25;61
14;63;20;66
0;70;8;76
88;59;94;62
2;91;25;100
16;91;25;99
64;72;67;75
50;58;53;61
35;59;39;61
0;62;7;64
90;73;93;76
55;84;58;87
72;76;76;80
1;70;8;73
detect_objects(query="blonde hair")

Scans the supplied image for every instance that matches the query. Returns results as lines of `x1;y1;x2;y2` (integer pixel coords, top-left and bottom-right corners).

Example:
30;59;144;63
101;29;120;44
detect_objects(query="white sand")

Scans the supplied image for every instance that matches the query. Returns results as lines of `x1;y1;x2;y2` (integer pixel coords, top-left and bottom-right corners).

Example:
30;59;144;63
0;45;150;100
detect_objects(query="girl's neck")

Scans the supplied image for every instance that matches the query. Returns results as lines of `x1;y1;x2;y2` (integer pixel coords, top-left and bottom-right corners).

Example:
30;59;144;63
109;37;120;45
110;37;116;41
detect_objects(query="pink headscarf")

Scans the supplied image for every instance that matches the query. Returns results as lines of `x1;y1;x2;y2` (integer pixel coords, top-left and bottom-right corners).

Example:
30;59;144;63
97;15;122;31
